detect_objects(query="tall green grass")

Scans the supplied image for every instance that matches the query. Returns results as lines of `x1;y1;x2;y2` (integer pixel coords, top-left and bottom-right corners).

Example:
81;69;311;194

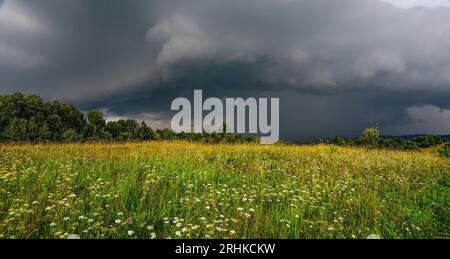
0;142;449;239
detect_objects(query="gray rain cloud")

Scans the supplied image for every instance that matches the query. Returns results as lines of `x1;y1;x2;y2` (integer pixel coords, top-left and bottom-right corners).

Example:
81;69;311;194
1;0;450;141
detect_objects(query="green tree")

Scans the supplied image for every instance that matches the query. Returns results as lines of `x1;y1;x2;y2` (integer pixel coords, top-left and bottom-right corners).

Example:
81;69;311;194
137;121;154;140
124;119;139;139
413;136;446;148
3;117;28;141
60;104;86;132
98;129;112;141
105;121;122;139
27;116;41;141
360;127;381;147
330;136;345;146
87;109;106;139
158;128;176;140
47;114;63;141
39;123;53;141
0;92;260;144
62;129;81;143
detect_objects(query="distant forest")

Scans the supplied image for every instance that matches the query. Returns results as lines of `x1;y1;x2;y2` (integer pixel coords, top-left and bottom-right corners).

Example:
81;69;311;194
1;92;450;151
0;92;257;144
327;129;449;151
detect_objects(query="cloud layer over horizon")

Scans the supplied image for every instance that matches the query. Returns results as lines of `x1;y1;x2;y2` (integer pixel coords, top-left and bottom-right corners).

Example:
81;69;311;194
1;0;450;141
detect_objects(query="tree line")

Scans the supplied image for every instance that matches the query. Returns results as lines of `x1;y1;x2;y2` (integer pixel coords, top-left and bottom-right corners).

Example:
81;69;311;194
328;127;449;150
2;92;449;149
0;92;257;144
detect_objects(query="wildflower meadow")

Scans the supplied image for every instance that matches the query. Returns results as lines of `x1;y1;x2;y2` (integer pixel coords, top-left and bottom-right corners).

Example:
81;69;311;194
0;142;449;239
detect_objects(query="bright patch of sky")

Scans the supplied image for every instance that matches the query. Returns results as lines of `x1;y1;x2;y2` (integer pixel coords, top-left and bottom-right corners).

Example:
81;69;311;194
379;0;450;9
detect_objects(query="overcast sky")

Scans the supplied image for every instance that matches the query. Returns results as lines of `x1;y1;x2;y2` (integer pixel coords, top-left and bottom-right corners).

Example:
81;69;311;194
1;0;450;142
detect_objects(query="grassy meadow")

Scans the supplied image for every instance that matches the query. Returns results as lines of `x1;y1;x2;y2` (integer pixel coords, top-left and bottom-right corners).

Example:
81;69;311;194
0;141;449;239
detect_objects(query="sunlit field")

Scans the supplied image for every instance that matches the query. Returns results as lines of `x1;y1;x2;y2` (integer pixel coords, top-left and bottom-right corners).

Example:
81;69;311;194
0;142;449;239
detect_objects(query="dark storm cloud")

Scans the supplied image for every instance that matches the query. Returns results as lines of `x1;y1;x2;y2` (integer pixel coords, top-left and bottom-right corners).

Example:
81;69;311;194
1;0;450;141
